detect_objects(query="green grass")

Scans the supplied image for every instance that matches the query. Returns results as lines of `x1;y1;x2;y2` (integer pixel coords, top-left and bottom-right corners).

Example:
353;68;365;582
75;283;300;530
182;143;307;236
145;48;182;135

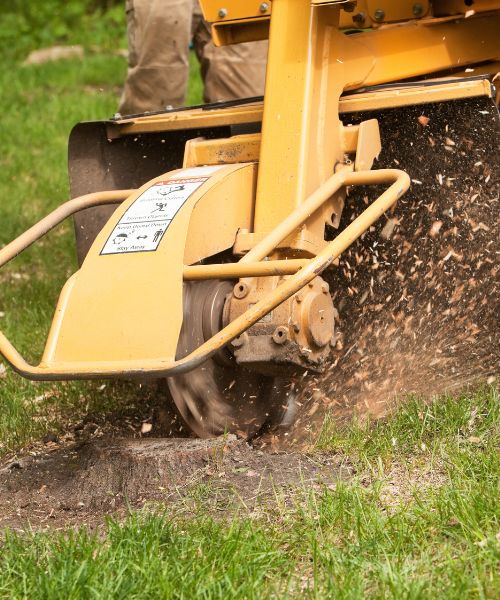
0;47;202;455
0;387;498;599
0;55;124;453
0;1;126;62
316;386;498;464
0;15;498;599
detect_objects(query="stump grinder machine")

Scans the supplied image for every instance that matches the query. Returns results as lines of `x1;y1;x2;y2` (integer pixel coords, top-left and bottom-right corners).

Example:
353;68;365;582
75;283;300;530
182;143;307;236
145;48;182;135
0;0;498;437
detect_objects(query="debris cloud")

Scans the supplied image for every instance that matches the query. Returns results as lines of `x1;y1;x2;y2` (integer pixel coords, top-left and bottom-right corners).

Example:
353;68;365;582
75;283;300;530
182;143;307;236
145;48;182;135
291;96;499;440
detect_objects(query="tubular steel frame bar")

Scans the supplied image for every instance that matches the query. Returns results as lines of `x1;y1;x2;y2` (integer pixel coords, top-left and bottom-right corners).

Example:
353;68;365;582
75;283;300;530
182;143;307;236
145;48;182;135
184;259;309;280
0;168;410;381
0;190;135;268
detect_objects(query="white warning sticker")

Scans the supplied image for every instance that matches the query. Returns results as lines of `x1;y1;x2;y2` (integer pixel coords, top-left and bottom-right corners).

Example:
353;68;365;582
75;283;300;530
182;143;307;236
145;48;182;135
101;177;208;255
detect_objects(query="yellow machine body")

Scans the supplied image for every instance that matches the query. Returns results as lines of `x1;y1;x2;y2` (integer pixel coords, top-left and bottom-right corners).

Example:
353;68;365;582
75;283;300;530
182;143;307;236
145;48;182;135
0;0;498;434
44;165;255;370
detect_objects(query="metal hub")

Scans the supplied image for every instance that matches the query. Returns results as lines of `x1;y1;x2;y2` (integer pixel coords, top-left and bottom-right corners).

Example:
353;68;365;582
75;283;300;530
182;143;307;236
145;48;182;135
226;275;336;374
167;280;296;438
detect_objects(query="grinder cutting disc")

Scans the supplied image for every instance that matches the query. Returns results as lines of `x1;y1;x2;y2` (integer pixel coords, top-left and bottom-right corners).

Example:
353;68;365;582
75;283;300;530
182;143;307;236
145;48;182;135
167;280;296;438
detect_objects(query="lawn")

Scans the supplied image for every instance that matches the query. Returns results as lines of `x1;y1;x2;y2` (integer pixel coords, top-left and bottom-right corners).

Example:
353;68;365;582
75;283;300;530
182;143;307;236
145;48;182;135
0;5;498;599
0;25;203;455
0;388;498;598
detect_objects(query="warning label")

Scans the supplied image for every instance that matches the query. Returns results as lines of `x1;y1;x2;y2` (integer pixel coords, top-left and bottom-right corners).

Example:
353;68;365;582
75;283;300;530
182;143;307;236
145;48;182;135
101;177;208;255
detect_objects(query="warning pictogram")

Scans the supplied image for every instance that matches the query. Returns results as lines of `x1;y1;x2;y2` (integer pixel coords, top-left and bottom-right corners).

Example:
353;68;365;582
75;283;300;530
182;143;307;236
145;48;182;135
100;177;209;255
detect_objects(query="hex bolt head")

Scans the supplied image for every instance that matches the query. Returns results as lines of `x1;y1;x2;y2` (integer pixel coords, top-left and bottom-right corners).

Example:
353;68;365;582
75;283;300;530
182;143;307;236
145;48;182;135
352;12;366;24
259;2;269;13
412;3;424;16
374;8;385;21
233;282;249;299
272;326;289;345
292;322;301;334
218;8;228;18
321;281;330;294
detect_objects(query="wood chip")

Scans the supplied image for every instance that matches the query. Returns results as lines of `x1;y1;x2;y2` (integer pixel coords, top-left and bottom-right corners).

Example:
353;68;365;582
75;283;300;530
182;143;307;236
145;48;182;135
381;218;397;240
429;220;443;238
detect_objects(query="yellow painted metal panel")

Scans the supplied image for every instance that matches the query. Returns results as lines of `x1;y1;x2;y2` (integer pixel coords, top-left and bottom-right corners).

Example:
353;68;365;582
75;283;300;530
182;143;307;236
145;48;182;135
182;126;376;169
111;80;491;137
184;163;257;264
183;133;261;167
212;18;270;45
357;13;500;88
366;0;430;21
253;0;373;240
200;0;270;22
339;78;494;112
41;165;248;367
108;103;264;138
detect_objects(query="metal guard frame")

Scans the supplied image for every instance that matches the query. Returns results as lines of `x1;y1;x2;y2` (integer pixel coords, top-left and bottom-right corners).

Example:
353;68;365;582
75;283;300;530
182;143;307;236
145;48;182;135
0;168;410;381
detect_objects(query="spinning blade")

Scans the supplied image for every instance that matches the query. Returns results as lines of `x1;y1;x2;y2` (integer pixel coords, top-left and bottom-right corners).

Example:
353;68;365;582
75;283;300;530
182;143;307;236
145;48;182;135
167;280;296;438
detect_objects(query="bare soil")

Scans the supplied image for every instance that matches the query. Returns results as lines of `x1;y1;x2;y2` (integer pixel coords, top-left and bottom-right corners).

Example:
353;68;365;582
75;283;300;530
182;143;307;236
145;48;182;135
0;430;344;531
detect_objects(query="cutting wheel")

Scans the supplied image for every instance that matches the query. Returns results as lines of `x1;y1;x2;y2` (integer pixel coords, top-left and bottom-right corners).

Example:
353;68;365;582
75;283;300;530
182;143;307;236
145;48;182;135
167;280;296;438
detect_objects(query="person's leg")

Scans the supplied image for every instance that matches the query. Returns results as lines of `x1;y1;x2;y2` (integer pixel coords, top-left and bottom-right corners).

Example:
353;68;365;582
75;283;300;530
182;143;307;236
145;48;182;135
202;36;268;103
192;2;268;103
119;0;192;114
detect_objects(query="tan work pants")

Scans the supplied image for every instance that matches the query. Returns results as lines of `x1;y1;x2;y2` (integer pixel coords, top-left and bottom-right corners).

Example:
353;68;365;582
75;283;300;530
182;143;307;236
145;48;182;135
119;0;268;115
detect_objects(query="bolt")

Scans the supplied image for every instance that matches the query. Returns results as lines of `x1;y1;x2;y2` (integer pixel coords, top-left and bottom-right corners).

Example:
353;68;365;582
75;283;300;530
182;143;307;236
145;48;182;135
352;12;366;24
292;322;301;334
320;281;330;294
412;3;424;16
295;292;304;304
233;282;249;299
374;8;385;21
300;347;311;358
343;1;356;12
218;7;228;18
259;2;269;13
272;326;289;345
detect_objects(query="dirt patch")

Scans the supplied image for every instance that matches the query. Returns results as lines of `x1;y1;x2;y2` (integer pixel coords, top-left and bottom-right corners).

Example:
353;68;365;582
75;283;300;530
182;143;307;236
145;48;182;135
23;45;84;66
377;461;448;509
284;94;499;444
0;434;346;531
